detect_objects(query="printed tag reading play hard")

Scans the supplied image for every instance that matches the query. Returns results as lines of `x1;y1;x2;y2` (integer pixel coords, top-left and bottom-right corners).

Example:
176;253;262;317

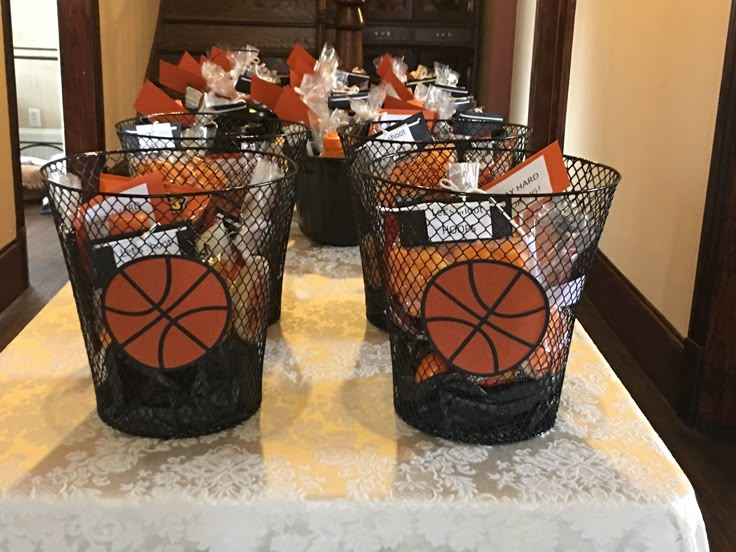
482;141;571;195
386;200;513;246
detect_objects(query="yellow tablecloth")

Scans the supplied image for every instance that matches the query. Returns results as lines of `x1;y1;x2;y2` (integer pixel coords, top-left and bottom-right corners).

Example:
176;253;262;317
0;229;707;551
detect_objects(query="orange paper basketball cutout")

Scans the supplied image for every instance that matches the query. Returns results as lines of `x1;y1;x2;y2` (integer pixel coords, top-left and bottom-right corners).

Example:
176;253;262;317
102;256;231;370
422;260;549;377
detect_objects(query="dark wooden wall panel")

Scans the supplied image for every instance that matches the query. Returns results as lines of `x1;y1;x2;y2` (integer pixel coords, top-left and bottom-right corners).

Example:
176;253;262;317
480;0;517;118
0;0;28;310
158;23;317;53
527;0;576;151
57;0;105;152
161;0;317;24
584;253;691;418
688;0;736;430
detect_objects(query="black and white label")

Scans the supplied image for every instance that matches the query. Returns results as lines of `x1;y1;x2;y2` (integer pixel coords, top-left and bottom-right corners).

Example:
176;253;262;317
328;92;369;109
547;275;586;307
453;111;505;138
235;76;252;94
88;223;196;288
185;86;204;109
84;183;156;240
134;122;182;149
377;113;432;142
452;96;475;113
389;200;513;246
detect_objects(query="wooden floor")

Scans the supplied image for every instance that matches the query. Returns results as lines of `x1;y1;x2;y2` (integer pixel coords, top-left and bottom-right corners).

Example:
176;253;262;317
0;206;733;550
0;202;68;351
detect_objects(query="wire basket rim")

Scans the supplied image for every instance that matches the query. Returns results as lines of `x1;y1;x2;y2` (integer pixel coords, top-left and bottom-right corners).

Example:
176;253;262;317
360;145;622;199
40;148;298;197
114;111;310;136
337;119;532;150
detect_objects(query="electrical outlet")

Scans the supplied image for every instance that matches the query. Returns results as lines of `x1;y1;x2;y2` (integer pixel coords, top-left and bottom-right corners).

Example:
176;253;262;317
28;108;42;128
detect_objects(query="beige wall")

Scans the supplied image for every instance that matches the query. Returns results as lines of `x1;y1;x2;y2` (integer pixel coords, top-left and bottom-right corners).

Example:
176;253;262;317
508;0;536;125
0;13;17;247
99;0;160;148
565;0;730;334
10;0;62;130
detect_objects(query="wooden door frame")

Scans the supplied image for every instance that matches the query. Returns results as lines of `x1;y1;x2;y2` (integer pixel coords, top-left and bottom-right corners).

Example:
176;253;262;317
57;0;105;153
0;0;29;312
687;0;736;431
527;0;576;151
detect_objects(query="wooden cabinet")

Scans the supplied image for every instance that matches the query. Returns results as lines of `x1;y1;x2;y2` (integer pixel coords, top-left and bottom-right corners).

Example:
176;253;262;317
149;0;484;94
412;0;474;23
363;0;413;20
361;0;480;90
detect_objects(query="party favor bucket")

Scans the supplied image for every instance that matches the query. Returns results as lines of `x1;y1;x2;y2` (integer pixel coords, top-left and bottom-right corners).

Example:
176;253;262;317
359;143;620;444
42;149;296;438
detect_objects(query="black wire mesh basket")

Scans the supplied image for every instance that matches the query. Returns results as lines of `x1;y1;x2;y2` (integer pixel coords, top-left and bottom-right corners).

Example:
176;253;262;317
358;143;620;444
339;119;531;330
116;111;310;323
296;154;358;246
41;149;297;438
115;104;287;152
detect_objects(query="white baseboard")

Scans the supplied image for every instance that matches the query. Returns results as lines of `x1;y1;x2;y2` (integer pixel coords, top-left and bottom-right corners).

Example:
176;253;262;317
18;127;64;144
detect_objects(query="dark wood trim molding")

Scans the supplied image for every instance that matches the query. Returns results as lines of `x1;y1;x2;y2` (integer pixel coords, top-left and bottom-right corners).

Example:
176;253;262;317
57;0;105;153
687;0;736;430
1;0;29;299
0;240;28;312
527;0;576;151
584;253;691;418
481;0;517;118
145;0;165;84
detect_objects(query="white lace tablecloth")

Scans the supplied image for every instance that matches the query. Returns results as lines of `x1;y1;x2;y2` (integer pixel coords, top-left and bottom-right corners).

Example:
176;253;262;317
0;229;708;552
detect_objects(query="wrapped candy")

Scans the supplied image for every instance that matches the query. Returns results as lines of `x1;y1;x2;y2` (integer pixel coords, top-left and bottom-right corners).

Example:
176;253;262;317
351;84;388;122
414;83;457;120
297;44;351;152
392;56;409;83
203;46;280;106
251;62;279;84
434;62;460;88
202;60;240;103
409;64;433;81
444;161;480;193
228;46;261;79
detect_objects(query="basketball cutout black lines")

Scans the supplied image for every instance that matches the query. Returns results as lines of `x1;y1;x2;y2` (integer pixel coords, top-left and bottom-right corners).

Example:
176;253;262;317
422;260;550;376
103;256;232;370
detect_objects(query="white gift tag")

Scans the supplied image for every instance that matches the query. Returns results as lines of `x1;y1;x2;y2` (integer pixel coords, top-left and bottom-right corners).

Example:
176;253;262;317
482;142;571;195
377;113;432;142
384;200;513;245
185;86;204;110
134;122;180;149
425;201;499;243
84;183;155;240
103;227;185;267
548;275;586;307
487;155;551;195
